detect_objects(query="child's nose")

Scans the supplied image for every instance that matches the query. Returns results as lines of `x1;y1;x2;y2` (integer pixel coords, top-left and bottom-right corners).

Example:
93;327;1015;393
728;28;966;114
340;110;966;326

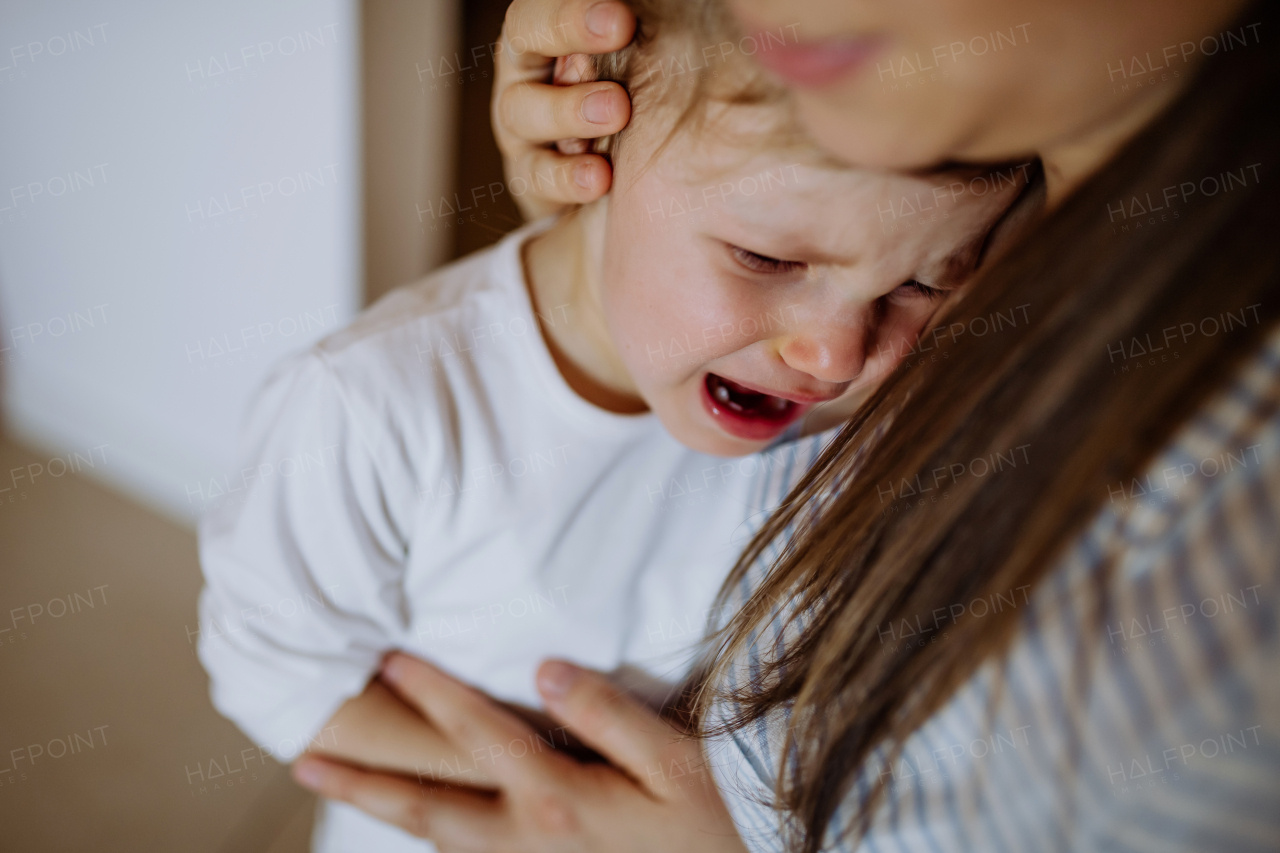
777;322;866;384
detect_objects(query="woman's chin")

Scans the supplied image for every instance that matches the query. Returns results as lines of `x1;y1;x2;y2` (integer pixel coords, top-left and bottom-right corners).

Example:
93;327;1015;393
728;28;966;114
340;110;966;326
795;92;951;172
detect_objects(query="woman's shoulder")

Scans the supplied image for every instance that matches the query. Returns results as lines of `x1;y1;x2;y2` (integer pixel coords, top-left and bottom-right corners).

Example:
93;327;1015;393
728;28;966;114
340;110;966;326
1098;324;1280;577
971;325;1280;853
706;329;1280;853
1035;324;1280;741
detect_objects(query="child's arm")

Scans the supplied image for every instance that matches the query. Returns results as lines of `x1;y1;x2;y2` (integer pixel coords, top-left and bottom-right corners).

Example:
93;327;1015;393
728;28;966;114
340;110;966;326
198;354;425;761
200;355;593;782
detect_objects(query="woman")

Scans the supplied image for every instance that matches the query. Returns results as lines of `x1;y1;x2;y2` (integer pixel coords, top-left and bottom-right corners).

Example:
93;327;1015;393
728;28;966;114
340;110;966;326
293;0;1279;849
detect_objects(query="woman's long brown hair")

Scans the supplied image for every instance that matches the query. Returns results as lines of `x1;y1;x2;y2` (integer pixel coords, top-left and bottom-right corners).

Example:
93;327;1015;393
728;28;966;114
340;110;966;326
694;4;1279;850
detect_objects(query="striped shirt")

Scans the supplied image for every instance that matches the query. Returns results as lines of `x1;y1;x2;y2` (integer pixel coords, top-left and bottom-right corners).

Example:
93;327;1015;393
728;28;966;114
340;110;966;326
707;327;1280;853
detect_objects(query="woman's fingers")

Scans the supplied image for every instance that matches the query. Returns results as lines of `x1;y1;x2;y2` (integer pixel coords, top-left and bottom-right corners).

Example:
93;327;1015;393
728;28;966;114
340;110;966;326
493;0;635;220
292;755;505;846
497;80;630;144
501;0;636;76
512;146;615;206
536;660;693;795
381;653;570;788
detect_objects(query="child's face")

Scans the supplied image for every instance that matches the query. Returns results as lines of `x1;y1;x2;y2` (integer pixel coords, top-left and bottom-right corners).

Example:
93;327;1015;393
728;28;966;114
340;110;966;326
599;102;1027;457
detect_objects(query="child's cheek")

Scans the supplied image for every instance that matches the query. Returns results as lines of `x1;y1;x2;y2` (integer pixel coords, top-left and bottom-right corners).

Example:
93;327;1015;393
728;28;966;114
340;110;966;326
602;239;702;375
604;187;765;382
600;261;681;385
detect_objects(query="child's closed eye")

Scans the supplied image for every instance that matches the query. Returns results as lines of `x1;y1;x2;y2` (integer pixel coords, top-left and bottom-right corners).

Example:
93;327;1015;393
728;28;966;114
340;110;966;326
893;279;948;302
728;244;807;275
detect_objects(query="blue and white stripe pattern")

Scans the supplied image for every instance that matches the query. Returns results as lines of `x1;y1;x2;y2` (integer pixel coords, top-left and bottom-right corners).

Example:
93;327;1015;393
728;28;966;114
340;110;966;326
708;327;1280;853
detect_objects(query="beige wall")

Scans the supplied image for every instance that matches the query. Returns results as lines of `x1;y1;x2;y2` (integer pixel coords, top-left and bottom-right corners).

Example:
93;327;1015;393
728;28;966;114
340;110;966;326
362;0;461;305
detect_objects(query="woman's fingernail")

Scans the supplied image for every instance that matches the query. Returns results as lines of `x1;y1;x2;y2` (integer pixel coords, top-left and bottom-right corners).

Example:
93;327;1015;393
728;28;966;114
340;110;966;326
574;162;594;190
538;660;580;698
581;90;613;124
382;654;407;683
293;760;327;789
585;2;617;38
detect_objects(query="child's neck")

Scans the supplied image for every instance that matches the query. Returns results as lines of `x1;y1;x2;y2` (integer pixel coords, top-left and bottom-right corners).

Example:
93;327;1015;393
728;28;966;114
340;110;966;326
522;201;648;415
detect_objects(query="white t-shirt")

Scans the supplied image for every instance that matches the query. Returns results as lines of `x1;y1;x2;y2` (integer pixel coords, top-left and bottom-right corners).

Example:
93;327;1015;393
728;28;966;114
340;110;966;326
196;221;807;851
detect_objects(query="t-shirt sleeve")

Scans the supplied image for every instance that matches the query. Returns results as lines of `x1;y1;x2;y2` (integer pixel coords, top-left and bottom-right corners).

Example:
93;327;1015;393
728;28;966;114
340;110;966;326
196;350;418;752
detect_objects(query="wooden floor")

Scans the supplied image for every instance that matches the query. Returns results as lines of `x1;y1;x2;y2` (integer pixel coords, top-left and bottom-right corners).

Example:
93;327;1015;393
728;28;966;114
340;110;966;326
0;436;316;852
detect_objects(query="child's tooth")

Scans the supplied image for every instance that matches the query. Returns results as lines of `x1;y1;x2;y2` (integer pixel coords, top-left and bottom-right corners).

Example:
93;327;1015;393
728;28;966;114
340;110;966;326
769;397;787;411
714;384;731;403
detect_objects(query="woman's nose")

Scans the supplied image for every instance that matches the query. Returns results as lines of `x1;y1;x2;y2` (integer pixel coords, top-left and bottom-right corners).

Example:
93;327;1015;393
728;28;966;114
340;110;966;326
776;318;867;384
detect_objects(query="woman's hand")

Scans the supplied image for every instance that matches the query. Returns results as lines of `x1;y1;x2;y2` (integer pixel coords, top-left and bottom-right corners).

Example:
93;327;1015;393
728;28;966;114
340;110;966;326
292;653;748;853
305;677;499;788
492;0;635;220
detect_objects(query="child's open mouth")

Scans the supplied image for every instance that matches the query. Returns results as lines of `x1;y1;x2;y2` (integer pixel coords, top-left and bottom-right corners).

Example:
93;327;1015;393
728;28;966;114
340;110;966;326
701;373;807;442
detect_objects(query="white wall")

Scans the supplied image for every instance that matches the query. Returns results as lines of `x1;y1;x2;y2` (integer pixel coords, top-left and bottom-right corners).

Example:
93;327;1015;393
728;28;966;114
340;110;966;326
0;0;363;525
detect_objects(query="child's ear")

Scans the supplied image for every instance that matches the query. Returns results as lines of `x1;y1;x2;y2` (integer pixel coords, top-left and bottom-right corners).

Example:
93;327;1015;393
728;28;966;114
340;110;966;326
552;53;598;86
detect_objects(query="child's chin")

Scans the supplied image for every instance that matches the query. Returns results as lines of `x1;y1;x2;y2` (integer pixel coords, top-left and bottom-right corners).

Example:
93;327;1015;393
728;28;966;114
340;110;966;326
668;423;770;459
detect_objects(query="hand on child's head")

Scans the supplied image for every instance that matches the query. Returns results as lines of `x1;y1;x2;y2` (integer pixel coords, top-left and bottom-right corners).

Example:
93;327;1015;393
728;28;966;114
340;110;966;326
489;0;636;218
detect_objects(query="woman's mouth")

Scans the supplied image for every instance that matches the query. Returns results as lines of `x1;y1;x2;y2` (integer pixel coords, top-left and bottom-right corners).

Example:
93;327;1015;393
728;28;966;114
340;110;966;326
701;373;808;442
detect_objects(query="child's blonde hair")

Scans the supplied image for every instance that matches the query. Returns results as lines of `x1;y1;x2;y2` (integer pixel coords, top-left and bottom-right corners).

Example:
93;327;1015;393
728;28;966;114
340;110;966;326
585;0;815;165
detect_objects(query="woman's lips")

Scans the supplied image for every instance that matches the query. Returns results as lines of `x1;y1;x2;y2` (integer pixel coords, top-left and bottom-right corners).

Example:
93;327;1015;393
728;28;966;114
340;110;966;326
750;35;884;89
701;373;809;442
